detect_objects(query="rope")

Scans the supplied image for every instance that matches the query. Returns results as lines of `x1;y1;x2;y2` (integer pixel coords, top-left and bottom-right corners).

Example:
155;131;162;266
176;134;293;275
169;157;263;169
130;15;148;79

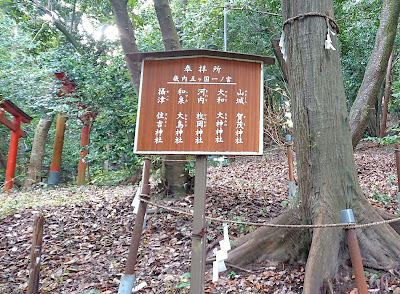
144;156;195;163
144;155;270;163
139;196;400;229
283;12;340;34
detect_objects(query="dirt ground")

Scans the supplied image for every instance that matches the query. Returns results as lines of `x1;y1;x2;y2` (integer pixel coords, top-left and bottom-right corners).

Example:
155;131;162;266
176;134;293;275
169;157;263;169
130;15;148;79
0;142;399;293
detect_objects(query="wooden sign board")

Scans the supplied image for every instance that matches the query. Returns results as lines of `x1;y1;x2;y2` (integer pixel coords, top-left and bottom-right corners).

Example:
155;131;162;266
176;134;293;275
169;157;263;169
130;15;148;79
134;55;264;155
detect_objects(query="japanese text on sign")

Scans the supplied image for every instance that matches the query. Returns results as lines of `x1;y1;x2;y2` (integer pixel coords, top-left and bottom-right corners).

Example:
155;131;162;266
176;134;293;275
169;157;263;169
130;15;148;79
134;56;263;155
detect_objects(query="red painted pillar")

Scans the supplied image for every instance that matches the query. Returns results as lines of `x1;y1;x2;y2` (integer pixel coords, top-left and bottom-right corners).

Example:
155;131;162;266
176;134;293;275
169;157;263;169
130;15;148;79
4;116;22;192
77;116;90;186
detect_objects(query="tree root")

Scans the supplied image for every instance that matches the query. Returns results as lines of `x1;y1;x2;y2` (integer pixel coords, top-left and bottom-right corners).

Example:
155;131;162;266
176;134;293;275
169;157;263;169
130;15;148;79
378;209;400;235
226;196;400;293
303;206;344;293
227;209;310;267
324;279;334;294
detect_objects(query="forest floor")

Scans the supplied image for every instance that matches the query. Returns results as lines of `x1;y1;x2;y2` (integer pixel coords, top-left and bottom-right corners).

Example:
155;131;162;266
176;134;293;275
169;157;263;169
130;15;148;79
1;142;400;294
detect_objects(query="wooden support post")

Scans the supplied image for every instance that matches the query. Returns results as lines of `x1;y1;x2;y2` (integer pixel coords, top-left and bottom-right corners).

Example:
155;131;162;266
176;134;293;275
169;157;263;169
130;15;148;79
118;158;151;294
77;117;90;186
49;113;67;185
4;116;22;192
190;155;207;294
27;214;44;294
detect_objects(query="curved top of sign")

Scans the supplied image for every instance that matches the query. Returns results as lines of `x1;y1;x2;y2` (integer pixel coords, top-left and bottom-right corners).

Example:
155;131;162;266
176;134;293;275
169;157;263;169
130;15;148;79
127;49;275;65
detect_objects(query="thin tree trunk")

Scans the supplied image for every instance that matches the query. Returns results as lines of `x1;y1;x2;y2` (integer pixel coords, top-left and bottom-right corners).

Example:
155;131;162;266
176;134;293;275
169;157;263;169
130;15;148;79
349;0;400;148
380;52;393;138
109;0;141;93
24;116;53;188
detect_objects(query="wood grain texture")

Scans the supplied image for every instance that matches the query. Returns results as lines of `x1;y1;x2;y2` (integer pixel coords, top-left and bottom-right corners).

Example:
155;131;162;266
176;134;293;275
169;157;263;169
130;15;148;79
135;56;263;155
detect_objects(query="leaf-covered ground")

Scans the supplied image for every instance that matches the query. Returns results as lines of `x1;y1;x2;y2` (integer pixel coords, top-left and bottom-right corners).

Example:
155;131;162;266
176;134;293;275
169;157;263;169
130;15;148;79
1;143;400;293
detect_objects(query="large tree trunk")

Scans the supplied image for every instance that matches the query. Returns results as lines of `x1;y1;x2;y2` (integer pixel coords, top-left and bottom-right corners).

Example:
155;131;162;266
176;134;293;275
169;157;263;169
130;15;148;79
24;116;53;188
153;0;189;197
349;0;400;148
227;1;400;292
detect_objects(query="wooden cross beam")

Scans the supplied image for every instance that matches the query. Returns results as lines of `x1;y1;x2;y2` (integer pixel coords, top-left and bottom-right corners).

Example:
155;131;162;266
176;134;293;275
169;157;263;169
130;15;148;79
0;110;27;138
0;99;32;191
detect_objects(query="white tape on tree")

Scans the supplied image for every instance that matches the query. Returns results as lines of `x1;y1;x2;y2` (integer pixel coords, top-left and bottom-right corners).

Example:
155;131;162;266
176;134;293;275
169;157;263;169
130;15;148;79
279;31;287;61
325;18;336;51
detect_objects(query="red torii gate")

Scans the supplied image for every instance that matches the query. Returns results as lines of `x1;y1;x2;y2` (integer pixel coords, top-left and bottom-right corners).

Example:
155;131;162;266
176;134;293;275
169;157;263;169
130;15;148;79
49;72;96;186
0;99;32;191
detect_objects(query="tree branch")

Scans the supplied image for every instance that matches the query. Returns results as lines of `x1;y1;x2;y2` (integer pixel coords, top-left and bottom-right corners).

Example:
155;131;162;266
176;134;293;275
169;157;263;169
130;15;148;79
349;0;400;148
31;0;84;55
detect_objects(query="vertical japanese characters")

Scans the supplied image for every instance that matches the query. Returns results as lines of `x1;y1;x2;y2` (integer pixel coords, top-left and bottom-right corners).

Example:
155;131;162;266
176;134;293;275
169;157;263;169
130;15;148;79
135;56;263;154
154;112;167;144
153;63;248;146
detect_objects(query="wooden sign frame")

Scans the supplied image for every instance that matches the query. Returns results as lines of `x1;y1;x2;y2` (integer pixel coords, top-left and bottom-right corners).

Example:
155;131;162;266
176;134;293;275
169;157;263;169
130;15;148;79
130;50;274;156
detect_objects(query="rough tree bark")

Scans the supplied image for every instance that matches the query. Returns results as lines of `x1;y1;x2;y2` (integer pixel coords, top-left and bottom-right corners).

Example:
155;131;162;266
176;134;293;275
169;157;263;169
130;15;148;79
379;52;393;138
153;0;189;197
153;0;182;51
24;115;53;188
227;1;400;292
349;0;400;148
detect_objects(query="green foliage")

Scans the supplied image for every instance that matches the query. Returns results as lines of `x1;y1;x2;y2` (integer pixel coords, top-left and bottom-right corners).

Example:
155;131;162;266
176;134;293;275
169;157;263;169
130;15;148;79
175;272;190;292
335;0;383;108
364;125;400;146
0;4;140;185
227;271;237;279
89;169;132;185
372;192;392;205
0;11;59;117
183;159;196;177
232;216;254;233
